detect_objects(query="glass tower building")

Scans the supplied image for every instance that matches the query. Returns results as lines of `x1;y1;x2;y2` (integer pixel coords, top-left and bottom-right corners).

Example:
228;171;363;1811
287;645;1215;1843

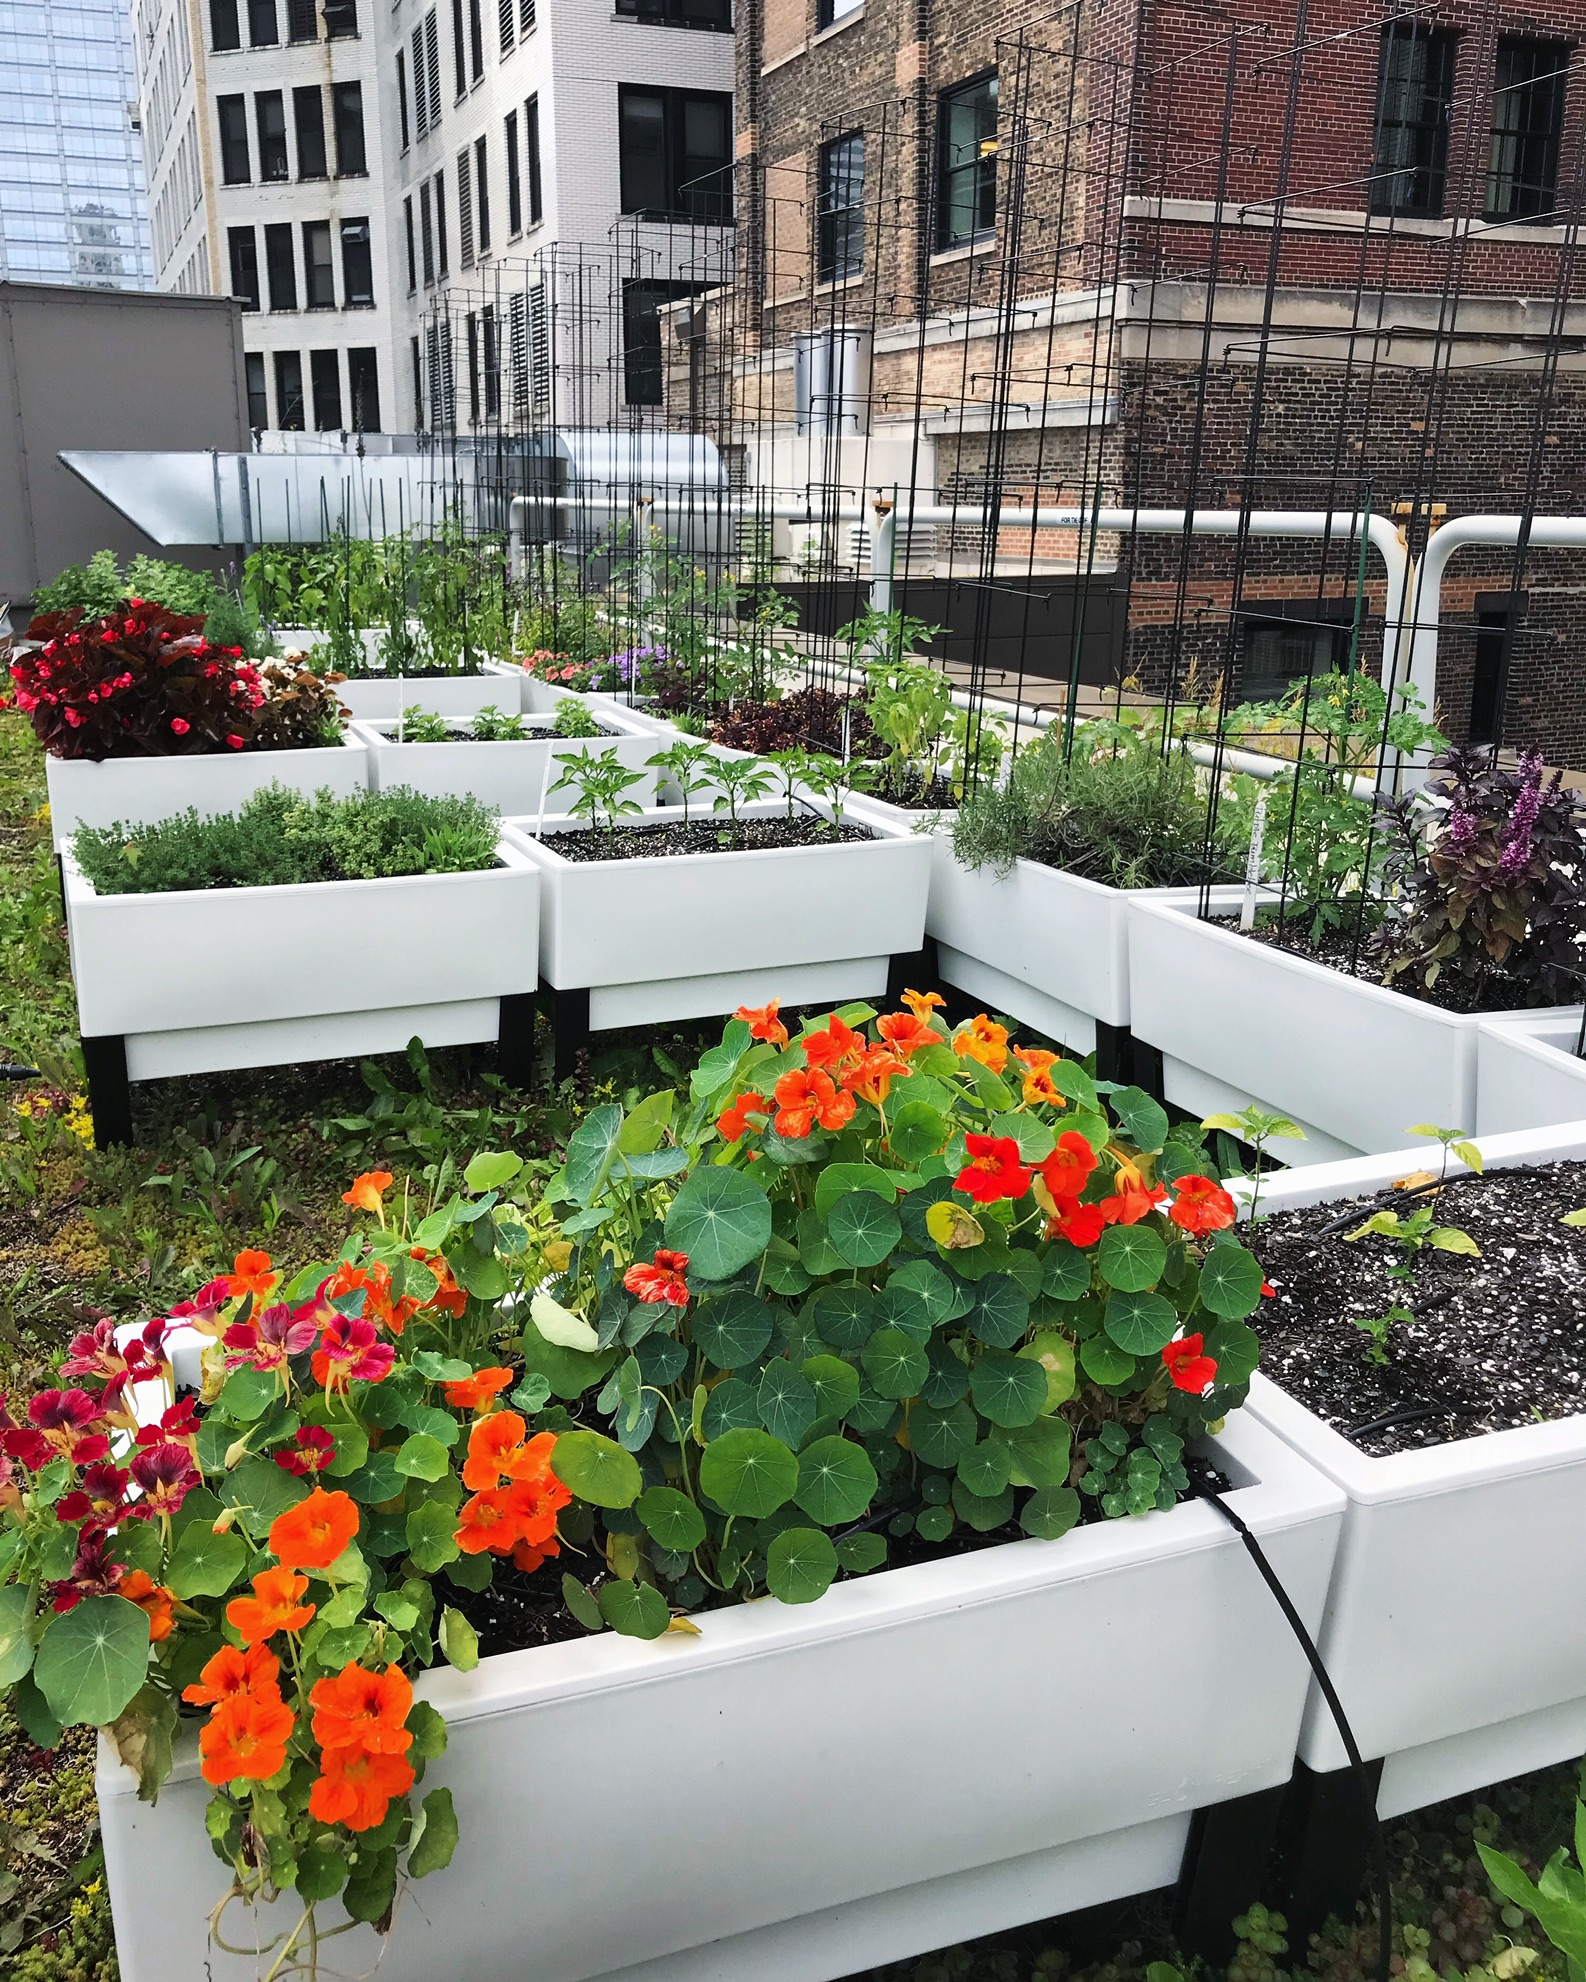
0;0;154;288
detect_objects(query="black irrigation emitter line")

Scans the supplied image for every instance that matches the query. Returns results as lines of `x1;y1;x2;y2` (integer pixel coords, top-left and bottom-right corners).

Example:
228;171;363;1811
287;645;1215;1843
1188;1462;1392;1982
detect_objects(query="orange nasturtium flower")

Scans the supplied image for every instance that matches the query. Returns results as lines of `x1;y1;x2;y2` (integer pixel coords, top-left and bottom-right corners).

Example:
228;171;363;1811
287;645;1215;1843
419;1247;468;1321
443;1365;515;1412
717;1090;769;1143
1097;1156;1169;1227
227;1248;278;1301
902;987;945;1023
456;1472;570;1557
953;1014;1010;1075
182;1642;281;1708
308;1745;416;1832
876;1011;939;1058
772;1067;856;1138
226;1565;316;1646
342;1170;395;1217
734;999;789;1046
1014;1046;1068;1107
462;1414;559;1492
624;1250;691;1307
119;1570;177;1644
309;1661;415;1756
842;1048;909;1108
268;1486;360;1571
199;1691;296;1787
801;1013;864;1074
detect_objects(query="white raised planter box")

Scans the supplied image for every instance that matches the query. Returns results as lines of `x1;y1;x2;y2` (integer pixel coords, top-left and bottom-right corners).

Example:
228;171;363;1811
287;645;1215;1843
1240;1122;1586;1816
333;662;527;722
507;797;934;1033
354;705;662;813
1474;1012;1586;1135
520;674;681;735
1127;897;1582;1162
44;732;370;850
62;841;539;1127
98;1411;1343;1982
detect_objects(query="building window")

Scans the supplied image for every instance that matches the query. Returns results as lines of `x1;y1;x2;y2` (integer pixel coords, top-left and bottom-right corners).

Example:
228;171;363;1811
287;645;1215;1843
1371;24;1456;217
468;0;483;78
1240;611;1352;702
397;48;410;147
467;310;480;424
622;278;680;404
817;131;864;281
815;0;860;25
294;87;328;177
420;180;435;283
525;93;542;223
411;335;424;428
227;225;259;308
274;349;305;429
211;0;241;51
475;134;490;252
1469;599;1518;745
255;91;288;181
452;0;466;96
244;350;269;429
617;86;732;222
498;0;513;56
482;303;499;416
341;218;373;304
520;0;533;36
435;167;449;274
348;347;381;431
265;223;296;308
310;349;342;430
403;196;416;288
322;0;355;35
426;11;442;125
247;0;277;42
615;0;730;25
286;0;315;39
1487;40;1567;220
302;220;335;307
333;82;366;174
218;95;250;182
458;147;475;266
505;109;521;232
410;28;427;136
936;70;997;248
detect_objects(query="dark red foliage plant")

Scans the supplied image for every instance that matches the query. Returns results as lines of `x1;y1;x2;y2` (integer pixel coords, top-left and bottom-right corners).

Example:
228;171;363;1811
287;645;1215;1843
8;603;268;761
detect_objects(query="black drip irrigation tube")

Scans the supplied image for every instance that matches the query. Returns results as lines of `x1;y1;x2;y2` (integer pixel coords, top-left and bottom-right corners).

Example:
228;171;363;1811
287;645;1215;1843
1189;1466;1392;1982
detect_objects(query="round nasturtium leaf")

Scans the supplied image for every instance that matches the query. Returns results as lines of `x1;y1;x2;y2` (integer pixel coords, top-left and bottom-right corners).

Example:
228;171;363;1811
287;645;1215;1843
1018;1331;1077;1412
33;1595;150;1727
920;1337;971;1407
811;1284;875;1354
870;1284;931;1344
997;1414;1073;1490
795;1435;878;1527
951;1479;1015;1531
969;1349;1048;1428
906;1398;978;1467
862;1328;930;1402
889;1100;950;1167
1080;1334;1137;1386
702;1377;761;1440
1202;1316;1261;1388
886;1258;956;1324
1020;1485;1082;1540
969;1274;1031;1350
956;1439;1013;1499
1103;1289;1180;1356
758;1360;817;1447
836;1531;888;1574
1097;1224;1168;1295
827;1192;903;1269
698;1426;799;1519
635;1485;707;1555
915;1503;954;1543
550;1429;643;1509
1041;1242;1092;1301
766;1526;839;1604
167;1522;248;1601
664;1167;773;1280
1196;1242;1266;1319
598;1578;671;1639
0;1585;35;1688
802;1355;861;1420
926;1199;985;1250
691;1291;774;1371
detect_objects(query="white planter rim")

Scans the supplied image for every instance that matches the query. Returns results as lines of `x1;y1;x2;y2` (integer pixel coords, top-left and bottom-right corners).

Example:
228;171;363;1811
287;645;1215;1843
507;797;914;874
63;834;534;910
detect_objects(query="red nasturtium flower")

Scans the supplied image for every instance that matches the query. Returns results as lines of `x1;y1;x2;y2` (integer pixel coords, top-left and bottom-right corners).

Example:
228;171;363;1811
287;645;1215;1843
717;1091;769;1143
1046;1200;1107;1247
1098;1160;1169;1227
120;1570;177;1643
1168;1175;1239;1236
309;1661;414;1756
955;1134;1032;1204
227;1249;278;1300
226;1565;316;1646
55;1460;128;1528
443;1365;515;1412
772;1067;855;1138
341;1170;395;1216
734;999;789;1046
223;1299;320;1373
199;1691;296;1788
623;1248;691;1307
268;1486;360;1570
183;1642;280;1707
311;1314;396;1390
275;1425;337;1476
3;1389;110;1470
128;1439;202;1519
1039;1132;1098;1201
1162;1334;1219;1395
308;1746;416;1832
953;1014;1010;1074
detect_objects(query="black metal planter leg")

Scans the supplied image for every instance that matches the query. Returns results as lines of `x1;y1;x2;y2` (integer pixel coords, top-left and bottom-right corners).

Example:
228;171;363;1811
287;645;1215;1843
81;1034;133;1148
1174;1784;1288;1964
885;937;939;1007
1271;1757;1386;1947
496;993;538;1089
1093;1020;1134;1085
1131;1038;1166;1103
544;985;591;1086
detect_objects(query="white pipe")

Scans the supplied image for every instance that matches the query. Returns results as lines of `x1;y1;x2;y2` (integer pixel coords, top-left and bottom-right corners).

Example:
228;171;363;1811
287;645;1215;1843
1406;514;1586;772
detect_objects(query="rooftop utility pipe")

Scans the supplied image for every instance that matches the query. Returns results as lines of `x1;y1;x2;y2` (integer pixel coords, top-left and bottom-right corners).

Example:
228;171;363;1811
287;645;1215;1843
1404;514;1586;770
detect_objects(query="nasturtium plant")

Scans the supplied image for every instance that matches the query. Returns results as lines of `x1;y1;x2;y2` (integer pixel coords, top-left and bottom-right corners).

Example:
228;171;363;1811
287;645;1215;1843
528;991;1263;1616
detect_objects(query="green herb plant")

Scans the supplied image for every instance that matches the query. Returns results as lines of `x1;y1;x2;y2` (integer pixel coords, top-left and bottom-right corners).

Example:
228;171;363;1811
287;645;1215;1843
1200;1106;1306;1222
550;699;601;740
645;739;717;824
399;708;455;743
708;756;774;833
547;747;648;843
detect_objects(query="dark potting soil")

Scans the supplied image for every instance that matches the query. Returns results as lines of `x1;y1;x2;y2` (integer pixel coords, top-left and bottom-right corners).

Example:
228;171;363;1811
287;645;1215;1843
1249;1159;1586;1455
389;721;620;741
864;766;957;812
542;816;875;861
1217;910;1545;1016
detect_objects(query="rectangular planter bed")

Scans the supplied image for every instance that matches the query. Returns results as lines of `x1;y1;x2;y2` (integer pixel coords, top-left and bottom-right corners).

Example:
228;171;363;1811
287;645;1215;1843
333;662;528;723
504;798;933;1060
1474;1012;1586;1136
520;675;680;733
1240;1122;1586;1818
1127;897;1582;1162
44;731;370;850
97;1410;1343;1982
353;705;662;813
61;839;540;1142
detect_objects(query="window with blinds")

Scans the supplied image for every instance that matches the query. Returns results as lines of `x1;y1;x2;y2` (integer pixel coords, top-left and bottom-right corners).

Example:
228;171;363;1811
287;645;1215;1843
458;147;474;266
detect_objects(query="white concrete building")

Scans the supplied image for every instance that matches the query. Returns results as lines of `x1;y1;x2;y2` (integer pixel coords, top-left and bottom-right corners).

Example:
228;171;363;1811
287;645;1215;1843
135;0;735;438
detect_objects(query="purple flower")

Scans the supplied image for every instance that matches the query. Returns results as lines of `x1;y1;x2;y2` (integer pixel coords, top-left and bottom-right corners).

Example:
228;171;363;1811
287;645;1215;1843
223;1299;320;1372
1496;750;1545;884
1442;804;1478;855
